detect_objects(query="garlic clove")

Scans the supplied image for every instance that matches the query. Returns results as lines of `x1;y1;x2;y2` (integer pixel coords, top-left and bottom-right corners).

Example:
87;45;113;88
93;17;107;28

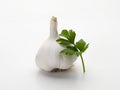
60;55;78;69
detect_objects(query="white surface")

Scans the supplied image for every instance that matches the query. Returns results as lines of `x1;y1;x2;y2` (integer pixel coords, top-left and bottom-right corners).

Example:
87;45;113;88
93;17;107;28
0;0;120;90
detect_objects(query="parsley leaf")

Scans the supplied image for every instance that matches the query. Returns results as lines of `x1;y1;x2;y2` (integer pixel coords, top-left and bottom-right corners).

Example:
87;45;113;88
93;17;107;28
59;29;76;44
68;30;76;43
60;48;79;56
56;38;72;46
76;39;89;52
59;29;69;39
56;29;89;73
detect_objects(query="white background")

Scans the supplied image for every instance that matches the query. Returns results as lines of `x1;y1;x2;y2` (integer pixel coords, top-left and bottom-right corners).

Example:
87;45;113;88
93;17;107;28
0;0;120;90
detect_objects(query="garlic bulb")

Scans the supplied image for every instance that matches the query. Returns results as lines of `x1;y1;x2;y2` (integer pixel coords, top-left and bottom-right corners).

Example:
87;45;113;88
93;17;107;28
35;16;77;71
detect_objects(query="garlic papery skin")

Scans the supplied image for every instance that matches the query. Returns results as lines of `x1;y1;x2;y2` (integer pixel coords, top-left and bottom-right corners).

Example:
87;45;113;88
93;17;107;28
35;16;77;71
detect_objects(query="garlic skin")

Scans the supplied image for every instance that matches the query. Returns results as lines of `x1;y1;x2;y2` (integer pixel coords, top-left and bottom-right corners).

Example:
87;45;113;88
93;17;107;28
35;16;77;71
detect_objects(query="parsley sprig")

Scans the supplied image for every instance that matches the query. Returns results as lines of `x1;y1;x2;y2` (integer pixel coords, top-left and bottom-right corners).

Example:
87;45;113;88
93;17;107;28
56;29;89;73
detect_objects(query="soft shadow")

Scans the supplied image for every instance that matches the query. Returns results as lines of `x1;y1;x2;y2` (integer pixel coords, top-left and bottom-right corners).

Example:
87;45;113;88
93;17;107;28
35;66;86;90
36;66;85;80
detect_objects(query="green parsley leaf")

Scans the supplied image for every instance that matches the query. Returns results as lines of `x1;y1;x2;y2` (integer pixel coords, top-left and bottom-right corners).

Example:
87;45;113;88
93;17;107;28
59;29;69;39
56;38;72;46
56;29;89;73
60;48;79;56
68;30;76;43
76;39;89;52
59;29;76;44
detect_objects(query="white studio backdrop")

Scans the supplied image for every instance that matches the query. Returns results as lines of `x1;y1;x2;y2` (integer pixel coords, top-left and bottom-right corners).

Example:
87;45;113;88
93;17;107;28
0;0;120;90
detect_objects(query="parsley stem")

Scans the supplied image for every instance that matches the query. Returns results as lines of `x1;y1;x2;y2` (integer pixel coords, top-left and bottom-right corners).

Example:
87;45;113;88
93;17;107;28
80;53;85;73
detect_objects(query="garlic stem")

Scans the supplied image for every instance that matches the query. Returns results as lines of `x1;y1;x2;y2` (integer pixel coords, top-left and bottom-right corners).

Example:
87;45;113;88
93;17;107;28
50;16;58;38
